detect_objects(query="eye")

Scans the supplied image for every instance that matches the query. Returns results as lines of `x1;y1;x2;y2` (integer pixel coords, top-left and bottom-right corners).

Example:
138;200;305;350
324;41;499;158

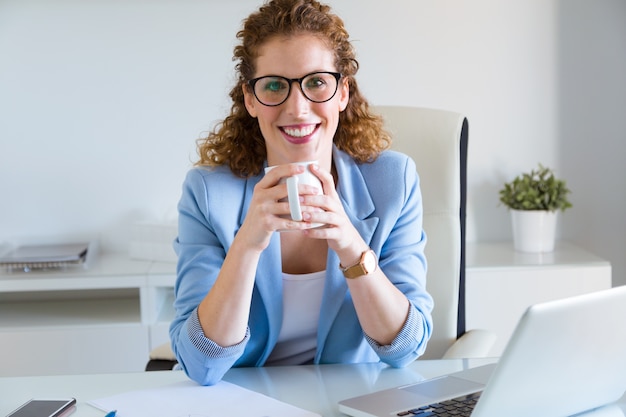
260;78;288;93
304;75;328;90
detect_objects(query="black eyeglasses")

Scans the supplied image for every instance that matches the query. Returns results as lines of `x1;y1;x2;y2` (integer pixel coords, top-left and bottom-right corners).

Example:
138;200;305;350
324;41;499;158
247;71;342;107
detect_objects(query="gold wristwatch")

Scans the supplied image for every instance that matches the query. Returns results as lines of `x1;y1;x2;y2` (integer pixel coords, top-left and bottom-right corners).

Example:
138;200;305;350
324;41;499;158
341;249;377;279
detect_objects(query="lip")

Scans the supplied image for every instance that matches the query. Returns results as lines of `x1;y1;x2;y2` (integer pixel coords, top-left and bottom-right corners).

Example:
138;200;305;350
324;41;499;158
280;123;320;144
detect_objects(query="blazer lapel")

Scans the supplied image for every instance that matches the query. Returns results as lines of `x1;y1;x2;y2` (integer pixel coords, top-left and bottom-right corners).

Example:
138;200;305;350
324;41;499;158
317;148;380;353
333;146;379;244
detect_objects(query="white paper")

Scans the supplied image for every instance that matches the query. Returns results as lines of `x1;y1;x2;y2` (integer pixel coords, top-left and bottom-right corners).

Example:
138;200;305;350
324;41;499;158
89;380;321;417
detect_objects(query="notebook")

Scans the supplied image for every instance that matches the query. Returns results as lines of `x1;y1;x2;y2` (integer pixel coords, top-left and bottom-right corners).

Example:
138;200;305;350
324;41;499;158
338;285;626;417
0;242;90;271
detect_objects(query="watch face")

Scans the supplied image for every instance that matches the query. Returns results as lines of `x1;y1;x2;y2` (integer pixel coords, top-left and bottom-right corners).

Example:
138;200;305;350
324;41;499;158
363;250;377;274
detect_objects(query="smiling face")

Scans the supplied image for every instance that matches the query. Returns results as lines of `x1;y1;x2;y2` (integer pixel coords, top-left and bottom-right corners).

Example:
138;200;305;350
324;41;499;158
243;34;349;170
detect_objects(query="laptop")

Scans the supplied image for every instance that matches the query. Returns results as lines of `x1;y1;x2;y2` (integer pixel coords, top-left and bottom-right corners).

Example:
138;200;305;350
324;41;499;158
338;286;626;417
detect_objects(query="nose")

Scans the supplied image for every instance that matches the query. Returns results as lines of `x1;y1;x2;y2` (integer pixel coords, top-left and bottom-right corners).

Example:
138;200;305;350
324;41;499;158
283;81;310;116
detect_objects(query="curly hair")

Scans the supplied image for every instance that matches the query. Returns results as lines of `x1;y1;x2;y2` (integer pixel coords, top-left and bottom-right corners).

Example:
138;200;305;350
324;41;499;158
196;0;391;177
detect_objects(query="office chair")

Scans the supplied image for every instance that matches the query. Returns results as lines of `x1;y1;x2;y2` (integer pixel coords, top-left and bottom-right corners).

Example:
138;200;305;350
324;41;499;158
146;105;495;371
373;105;495;359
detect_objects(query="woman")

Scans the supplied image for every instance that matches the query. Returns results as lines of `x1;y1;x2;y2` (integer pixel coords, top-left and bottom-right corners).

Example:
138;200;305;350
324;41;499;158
170;0;433;386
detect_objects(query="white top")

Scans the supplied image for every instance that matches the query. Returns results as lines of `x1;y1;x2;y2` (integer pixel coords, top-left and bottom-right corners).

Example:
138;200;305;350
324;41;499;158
266;270;326;365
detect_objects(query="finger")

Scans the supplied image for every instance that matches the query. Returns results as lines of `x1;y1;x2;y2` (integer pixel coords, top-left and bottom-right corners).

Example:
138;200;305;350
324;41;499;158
252;180;288;206
301;208;339;230
263;163;305;186
301;190;342;215
308;163;336;195
298;183;322;196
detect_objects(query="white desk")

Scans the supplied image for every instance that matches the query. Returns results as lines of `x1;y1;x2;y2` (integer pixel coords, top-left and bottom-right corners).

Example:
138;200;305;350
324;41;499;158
1;359;624;417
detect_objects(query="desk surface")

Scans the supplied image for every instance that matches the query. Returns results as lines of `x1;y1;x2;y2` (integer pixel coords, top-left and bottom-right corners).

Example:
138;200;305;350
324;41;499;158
1;359;624;417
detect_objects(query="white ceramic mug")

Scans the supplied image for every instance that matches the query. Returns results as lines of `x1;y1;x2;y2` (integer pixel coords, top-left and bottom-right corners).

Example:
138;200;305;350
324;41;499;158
264;161;324;228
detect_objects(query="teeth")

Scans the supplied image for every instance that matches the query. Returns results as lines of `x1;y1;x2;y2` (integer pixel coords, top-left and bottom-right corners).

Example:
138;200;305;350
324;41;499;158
283;125;315;138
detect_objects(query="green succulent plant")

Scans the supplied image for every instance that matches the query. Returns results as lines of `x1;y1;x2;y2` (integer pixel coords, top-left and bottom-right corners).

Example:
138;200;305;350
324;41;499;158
499;164;572;212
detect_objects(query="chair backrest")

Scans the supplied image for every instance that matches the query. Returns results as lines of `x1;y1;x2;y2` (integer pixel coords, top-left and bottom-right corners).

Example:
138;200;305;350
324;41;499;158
372;106;469;359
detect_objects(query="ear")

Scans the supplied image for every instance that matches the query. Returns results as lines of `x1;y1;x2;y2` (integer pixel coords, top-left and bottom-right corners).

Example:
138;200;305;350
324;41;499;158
337;77;350;112
242;84;258;118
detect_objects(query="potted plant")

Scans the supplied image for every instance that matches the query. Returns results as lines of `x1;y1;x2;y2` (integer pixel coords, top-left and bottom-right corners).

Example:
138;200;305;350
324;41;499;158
499;164;572;253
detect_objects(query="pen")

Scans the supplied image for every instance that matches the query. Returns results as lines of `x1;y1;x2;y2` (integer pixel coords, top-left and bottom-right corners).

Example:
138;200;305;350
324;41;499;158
104;411;117;417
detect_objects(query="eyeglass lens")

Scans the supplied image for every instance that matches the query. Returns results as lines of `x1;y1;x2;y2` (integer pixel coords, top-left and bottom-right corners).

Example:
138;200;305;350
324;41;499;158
252;72;340;106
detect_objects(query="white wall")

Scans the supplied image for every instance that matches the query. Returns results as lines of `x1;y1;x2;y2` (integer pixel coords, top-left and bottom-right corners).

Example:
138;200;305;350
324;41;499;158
557;0;626;287
1;0;625;285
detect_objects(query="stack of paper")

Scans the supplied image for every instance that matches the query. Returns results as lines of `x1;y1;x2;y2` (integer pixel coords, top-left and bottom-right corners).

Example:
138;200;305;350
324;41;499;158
89;380;321;417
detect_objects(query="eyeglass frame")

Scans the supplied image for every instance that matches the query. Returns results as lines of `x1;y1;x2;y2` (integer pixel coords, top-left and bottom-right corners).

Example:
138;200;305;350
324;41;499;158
247;71;343;107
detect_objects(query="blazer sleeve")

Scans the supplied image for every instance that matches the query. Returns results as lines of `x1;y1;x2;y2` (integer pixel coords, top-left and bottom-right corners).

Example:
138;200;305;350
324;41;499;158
169;168;249;385
364;154;433;366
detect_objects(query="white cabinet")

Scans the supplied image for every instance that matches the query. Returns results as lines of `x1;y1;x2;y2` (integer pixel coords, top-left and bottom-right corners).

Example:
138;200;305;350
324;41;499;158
0;254;176;377
466;241;612;356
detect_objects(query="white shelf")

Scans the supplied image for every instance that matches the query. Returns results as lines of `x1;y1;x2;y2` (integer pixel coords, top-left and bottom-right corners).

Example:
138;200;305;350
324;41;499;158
466;241;610;270
0;253;176;377
0;253;150;292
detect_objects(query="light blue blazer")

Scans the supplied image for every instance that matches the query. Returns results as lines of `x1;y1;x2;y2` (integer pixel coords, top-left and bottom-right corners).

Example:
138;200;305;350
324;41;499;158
170;146;433;385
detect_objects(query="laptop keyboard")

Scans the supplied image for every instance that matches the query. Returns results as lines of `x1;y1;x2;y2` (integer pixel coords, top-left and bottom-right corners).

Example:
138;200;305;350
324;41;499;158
396;391;482;416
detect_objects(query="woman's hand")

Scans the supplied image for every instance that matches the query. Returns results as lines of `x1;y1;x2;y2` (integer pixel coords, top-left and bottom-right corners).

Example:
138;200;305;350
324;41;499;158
238;163;322;252
301;163;369;266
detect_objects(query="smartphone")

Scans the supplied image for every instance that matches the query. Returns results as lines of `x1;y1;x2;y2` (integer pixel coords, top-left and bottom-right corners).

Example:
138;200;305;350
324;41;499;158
6;398;77;417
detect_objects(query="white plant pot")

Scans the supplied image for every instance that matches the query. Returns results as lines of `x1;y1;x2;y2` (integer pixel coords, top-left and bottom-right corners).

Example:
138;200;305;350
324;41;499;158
511;209;558;253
